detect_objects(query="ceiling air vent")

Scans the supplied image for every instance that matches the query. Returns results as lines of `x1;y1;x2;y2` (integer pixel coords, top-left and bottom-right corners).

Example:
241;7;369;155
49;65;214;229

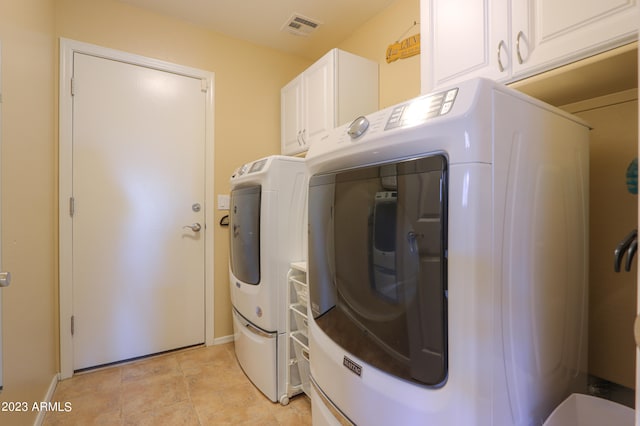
281;13;322;36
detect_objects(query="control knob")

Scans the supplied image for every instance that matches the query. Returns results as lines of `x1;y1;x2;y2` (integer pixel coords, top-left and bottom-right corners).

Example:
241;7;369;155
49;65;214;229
348;116;369;139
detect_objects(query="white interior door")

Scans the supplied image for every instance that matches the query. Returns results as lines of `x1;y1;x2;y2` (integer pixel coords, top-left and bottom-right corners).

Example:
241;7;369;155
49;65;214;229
71;52;206;370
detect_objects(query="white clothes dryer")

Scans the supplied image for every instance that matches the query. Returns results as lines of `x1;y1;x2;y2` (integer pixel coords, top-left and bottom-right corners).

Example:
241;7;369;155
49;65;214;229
306;78;590;425
229;155;307;404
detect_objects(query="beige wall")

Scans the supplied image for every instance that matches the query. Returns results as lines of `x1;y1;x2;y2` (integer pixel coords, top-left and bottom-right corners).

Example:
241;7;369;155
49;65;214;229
0;0;58;424
563;90;639;389
338;0;421;108
54;0;312;341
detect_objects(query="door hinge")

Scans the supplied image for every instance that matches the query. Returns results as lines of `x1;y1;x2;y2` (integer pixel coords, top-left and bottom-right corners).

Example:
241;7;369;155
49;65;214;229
71;77;75;96
71;315;75;336
200;79;208;93
69;197;75;217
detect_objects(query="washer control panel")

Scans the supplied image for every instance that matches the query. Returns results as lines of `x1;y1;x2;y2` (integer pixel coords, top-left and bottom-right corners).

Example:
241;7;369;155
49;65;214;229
231;157;269;179
330;86;460;147
385;88;458;130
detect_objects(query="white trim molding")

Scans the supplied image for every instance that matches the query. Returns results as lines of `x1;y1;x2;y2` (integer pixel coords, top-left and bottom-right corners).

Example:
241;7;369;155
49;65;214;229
33;374;60;426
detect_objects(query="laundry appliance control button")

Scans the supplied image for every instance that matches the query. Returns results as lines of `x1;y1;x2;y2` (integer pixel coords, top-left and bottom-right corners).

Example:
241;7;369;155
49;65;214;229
347;116;370;139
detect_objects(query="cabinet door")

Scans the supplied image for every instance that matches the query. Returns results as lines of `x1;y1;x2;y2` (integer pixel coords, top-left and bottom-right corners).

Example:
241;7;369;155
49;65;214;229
303;52;335;144
511;0;638;79
281;75;304;155
421;0;509;93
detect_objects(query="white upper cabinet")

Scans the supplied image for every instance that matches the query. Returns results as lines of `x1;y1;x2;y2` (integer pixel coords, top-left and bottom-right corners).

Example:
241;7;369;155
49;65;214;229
421;0;510;92
421;0;639;93
511;0;638;77
281;75;304;156
281;49;379;156
303;53;335;147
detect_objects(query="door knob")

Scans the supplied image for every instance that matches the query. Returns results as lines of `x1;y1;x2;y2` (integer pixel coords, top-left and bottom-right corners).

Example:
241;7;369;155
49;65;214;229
0;271;11;287
183;223;201;232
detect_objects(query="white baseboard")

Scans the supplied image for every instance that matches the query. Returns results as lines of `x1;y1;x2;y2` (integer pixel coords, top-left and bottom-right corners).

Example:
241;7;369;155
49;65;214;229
212;334;234;345
33;373;60;426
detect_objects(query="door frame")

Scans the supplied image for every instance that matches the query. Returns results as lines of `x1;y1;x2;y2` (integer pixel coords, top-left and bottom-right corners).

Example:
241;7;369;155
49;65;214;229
58;38;215;379
0;41;4;390
634;34;640;426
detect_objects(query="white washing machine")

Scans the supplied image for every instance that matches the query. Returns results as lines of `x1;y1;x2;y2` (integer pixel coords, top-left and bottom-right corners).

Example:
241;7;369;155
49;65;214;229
305;78;590;425
229;155;307;404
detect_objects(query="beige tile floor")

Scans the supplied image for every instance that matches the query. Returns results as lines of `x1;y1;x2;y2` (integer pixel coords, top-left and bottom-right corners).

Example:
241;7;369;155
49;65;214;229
43;342;311;425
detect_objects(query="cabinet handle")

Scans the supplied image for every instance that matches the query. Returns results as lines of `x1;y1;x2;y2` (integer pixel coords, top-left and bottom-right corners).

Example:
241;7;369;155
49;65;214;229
497;40;507;73
300;129;307;146
516;31;525;64
296;130;303;146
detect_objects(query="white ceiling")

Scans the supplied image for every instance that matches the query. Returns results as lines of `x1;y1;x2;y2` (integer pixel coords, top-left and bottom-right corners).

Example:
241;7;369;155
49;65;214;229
118;0;397;60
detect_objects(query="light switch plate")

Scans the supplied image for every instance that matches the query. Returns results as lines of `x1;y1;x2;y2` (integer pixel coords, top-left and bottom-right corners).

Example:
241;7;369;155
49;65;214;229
217;194;230;210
